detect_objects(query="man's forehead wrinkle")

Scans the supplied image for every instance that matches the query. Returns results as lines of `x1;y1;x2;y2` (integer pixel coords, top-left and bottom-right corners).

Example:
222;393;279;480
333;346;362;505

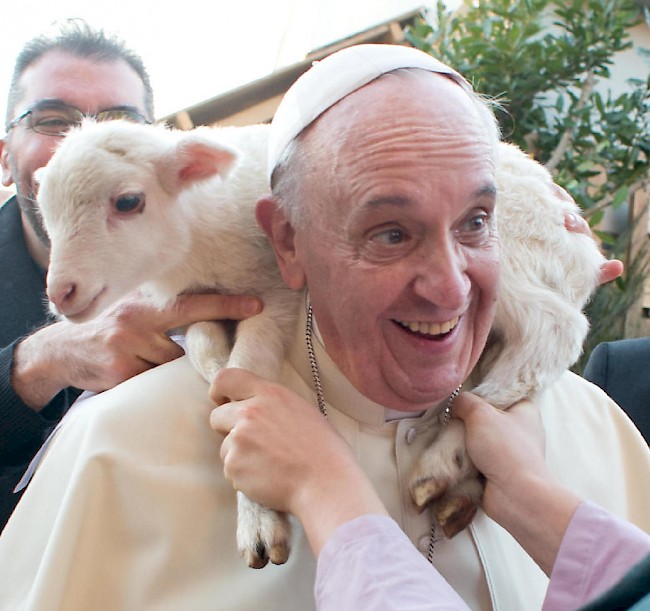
348;183;496;211
340;130;494;185
339;111;493;154
340;154;495;209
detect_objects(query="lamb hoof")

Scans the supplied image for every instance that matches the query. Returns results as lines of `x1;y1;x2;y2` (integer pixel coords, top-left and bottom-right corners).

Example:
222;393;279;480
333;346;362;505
410;477;449;511
244;542;269;569
436;496;478;539
237;494;293;569
269;541;290;565
244;540;289;568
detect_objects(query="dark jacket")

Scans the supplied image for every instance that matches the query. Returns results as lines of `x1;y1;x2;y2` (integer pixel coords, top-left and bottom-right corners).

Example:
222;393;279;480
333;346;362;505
0;196;78;528
583;337;650;444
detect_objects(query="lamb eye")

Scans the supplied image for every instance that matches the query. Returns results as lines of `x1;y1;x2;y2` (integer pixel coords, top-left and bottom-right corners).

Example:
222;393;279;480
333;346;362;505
114;193;145;214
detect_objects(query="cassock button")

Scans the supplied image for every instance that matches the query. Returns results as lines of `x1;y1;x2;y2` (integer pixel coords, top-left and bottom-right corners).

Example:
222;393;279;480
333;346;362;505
417;535;430;553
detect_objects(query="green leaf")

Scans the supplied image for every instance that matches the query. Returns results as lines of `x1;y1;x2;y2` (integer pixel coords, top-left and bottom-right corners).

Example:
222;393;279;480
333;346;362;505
611;186;629;208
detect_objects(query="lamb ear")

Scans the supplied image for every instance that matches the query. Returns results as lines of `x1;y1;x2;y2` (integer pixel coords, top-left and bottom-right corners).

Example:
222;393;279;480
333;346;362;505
158;135;239;193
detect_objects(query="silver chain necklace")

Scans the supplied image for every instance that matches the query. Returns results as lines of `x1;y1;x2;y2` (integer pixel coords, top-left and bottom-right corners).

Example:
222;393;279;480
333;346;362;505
305;298;462;562
305;300;328;418
427;384;461;562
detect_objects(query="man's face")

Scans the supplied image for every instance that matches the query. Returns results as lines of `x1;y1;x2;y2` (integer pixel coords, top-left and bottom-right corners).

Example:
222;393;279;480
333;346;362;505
287;73;499;412
0;49;149;252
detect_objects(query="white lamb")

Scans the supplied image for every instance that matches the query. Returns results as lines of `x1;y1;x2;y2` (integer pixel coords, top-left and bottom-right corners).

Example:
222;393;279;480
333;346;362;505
36;120;604;562
38;120;299;569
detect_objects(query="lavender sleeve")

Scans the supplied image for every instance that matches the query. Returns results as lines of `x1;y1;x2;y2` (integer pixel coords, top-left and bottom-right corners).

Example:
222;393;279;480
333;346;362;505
543;500;650;610
315;514;471;611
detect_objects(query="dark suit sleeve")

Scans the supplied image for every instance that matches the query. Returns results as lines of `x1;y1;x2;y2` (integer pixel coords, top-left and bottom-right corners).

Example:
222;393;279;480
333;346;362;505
0;339;74;529
583;339;650;445
583;342;610;390
0;340;69;458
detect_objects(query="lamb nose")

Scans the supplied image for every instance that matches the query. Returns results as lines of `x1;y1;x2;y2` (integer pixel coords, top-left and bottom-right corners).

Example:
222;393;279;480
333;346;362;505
49;282;77;310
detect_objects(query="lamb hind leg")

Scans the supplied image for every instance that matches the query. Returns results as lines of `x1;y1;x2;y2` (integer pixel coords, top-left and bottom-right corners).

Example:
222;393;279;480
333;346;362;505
409;419;484;538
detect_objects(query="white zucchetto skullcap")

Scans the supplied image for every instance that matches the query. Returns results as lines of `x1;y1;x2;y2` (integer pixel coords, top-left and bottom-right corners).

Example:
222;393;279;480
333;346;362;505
267;43;472;180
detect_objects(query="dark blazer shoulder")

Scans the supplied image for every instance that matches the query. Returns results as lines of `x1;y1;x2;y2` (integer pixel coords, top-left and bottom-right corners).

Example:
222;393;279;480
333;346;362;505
584;337;650;443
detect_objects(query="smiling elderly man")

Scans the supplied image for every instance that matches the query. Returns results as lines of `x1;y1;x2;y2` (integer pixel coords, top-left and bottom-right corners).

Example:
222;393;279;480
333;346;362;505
0;44;648;611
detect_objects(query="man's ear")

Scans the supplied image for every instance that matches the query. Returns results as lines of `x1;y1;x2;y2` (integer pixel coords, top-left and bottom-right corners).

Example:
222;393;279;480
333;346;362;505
256;196;306;289
0;139;15;187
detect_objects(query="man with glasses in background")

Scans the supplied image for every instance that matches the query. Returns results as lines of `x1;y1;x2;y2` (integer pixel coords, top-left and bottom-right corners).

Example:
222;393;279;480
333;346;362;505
0;20;257;529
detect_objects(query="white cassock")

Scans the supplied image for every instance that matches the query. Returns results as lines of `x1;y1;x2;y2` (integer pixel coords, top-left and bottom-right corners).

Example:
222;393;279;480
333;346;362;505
1;303;649;611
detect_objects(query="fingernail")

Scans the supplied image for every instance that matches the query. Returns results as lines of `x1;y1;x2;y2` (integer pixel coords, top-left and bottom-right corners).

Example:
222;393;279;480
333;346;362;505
243;297;262;315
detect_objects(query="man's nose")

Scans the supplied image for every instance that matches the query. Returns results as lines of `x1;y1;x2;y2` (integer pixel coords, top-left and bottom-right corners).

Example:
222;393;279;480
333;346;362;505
411;242;470;310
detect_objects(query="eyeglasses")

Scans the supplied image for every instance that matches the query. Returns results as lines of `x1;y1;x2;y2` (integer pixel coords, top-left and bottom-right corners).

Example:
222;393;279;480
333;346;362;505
5;101;152;137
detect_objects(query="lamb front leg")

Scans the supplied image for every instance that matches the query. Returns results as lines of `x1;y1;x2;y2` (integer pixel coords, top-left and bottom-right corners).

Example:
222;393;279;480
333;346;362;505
184;320;232;382
185;319;292;566
237;493;293;568
227;303;297;567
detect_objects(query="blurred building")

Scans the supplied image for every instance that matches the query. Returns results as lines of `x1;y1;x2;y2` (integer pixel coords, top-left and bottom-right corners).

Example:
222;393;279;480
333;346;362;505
161;8;418;131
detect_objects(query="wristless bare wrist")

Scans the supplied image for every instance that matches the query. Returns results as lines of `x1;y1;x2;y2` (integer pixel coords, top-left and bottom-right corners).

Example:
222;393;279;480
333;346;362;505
292;463;387;556
12;329;67;411
485;473;581;575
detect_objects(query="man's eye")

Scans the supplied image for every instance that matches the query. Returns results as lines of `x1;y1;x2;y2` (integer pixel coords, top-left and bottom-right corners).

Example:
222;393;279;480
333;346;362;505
467;213;488;231
35;116;72;128
457;211;494;246
371;228;406;245
460;211;493;234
